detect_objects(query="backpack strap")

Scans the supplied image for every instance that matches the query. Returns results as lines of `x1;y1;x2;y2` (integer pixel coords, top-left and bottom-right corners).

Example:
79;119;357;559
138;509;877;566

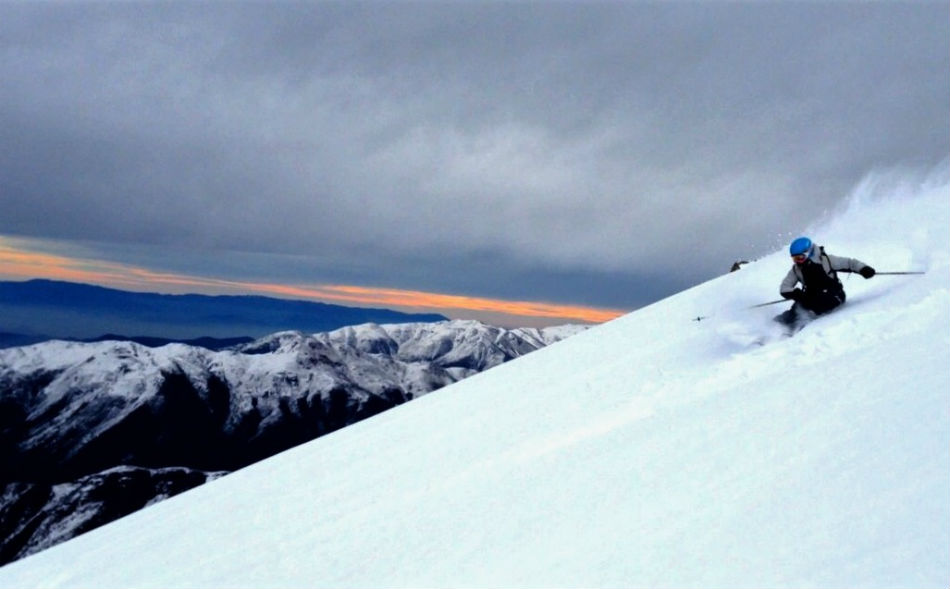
819;246;839;283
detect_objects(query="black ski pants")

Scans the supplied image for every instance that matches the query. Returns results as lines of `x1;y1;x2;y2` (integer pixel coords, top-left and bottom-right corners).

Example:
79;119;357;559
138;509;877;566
801;286;846;315
775;286;846;328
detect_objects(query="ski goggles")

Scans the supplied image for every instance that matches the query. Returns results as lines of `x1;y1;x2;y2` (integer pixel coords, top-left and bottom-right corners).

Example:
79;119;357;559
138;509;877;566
791;253;808;263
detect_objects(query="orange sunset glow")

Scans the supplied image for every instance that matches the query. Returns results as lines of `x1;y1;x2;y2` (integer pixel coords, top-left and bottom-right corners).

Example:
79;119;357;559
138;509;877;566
0;238;627;325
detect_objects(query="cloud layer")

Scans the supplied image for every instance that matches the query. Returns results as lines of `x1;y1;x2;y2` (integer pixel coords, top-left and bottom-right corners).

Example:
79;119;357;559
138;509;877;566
1;3;947;312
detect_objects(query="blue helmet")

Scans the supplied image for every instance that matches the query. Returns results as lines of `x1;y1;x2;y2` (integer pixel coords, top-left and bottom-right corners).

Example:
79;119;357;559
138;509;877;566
789;236;813;256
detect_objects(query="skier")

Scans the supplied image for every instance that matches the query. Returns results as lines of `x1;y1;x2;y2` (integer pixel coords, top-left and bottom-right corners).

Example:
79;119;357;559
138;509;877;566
776;236;875;329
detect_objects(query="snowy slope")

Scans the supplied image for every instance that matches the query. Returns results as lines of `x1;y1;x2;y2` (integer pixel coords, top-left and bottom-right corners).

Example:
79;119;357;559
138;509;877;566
0;166;947;588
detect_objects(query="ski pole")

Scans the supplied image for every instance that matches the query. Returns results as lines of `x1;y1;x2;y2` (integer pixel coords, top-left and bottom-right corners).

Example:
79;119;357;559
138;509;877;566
744;270;924;313
749;299;786;308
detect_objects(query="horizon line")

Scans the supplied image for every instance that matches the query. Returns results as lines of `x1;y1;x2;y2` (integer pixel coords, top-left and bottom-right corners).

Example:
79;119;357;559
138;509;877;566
0;238;628;325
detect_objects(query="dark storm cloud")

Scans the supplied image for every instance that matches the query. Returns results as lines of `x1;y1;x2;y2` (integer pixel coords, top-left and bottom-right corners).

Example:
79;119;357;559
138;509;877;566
1;2;947;309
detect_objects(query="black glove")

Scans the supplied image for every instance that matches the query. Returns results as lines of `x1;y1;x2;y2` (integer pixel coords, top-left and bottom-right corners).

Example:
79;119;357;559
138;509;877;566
859;266;876;279
782;288;804;302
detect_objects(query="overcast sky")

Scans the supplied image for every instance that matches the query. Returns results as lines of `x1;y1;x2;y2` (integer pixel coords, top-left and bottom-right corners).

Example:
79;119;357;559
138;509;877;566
1;2;947;325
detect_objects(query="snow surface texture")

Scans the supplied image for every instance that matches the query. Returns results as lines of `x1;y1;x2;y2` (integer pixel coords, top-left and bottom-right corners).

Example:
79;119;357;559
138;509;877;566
1;165;948;588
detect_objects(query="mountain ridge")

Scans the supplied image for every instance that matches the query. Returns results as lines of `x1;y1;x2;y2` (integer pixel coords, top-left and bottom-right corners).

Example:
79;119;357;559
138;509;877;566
0;332;254;351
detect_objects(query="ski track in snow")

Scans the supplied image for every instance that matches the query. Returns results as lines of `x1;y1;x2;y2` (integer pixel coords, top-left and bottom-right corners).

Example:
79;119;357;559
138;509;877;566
0;165;948;588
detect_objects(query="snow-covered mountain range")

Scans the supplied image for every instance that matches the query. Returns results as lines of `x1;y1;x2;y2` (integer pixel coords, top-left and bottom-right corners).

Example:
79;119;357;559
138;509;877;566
0;320;584;565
